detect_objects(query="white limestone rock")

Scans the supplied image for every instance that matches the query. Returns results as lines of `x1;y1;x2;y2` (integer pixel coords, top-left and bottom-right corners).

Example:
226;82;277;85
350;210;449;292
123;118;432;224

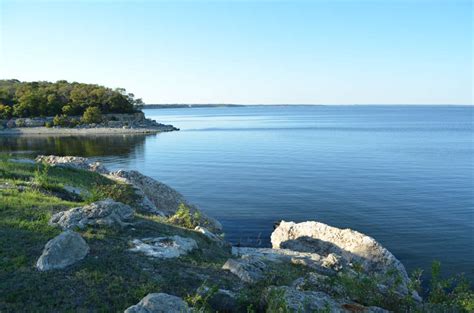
129;235;197;259
271;220;412;295
36;155;108;174
49;198;134;230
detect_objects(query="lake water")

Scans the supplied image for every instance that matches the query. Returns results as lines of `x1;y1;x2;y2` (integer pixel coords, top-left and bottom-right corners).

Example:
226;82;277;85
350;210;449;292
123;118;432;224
1;105;473;280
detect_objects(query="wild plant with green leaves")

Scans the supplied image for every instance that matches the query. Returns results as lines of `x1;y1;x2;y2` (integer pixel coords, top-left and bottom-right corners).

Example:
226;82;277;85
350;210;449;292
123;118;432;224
168;203;202;229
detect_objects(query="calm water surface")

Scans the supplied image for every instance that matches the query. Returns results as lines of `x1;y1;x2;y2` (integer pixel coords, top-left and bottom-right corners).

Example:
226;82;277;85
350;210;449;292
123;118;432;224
2;105;473;280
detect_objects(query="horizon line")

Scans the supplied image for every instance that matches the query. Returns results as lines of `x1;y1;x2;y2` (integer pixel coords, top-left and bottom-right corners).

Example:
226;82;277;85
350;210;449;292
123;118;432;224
144;103;473;106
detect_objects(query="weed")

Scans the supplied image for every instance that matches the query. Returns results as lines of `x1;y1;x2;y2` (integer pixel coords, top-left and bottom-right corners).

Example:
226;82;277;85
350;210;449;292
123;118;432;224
168;203;201;229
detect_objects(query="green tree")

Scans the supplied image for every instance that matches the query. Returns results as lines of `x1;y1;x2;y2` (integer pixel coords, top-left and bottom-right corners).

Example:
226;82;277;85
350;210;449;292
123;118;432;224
82;106;103;124
0;104;12;119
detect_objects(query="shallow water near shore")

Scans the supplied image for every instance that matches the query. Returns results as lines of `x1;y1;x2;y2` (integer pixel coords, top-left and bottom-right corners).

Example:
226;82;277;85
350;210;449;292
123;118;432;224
1;105;473;281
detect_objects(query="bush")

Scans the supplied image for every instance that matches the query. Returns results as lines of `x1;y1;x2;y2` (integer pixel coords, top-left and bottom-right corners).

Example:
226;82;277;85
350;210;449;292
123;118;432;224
53;114;69;127
168;203;201;229
426;261;474;311
0;103;12;119
82;107;102;124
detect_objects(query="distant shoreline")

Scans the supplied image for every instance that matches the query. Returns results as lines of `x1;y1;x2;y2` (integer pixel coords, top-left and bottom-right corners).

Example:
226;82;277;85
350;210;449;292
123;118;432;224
0;126;175;136
144;104;472;109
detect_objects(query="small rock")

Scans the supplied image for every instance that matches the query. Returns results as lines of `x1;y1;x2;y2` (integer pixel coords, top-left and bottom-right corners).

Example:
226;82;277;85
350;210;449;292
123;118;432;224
36;230;89;271
49;199;134;230
322;253;343;271
129;235;197;259
124;293;190;313
194;226;223;244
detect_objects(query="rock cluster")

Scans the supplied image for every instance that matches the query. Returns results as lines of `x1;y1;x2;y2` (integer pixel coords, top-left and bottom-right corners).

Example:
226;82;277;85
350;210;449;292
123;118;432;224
0;116;53;128
129;235;198;259
36;230;89;271
49;199;134;230
30;154;425;312
219;220;422;311
36;155;221;233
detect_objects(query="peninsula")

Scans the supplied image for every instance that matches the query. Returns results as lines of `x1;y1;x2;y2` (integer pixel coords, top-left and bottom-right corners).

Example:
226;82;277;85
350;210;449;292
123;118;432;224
0;80;177;135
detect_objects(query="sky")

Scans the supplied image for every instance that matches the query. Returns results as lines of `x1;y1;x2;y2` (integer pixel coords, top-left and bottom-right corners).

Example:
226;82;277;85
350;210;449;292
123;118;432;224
0;0;472;105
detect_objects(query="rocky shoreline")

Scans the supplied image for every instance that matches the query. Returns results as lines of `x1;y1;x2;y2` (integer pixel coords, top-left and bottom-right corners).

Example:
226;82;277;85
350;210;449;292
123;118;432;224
0;112;178;136
28;154;428;312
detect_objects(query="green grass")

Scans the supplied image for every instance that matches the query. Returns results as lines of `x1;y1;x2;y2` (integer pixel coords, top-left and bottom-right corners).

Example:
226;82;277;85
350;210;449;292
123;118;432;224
0;158;235;312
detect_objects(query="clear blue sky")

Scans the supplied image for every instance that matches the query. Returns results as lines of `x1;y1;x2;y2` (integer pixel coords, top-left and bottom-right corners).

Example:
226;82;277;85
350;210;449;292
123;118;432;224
0;0;472;104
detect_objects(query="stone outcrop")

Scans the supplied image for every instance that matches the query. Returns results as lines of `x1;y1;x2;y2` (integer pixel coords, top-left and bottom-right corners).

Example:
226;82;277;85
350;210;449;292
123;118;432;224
124;293;190;313
109;170;222;233
36;155;108;174
271;220;412;295
0;117;53;128
49;199;134;230
36;230;89;271
0;112;178;132
129;235;198;259
102;112;177;131
262;286;388;313
35;155;222;234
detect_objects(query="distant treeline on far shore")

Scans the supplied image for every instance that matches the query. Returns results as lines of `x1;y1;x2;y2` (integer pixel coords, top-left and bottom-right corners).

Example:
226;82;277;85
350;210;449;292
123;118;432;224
144;104;244;109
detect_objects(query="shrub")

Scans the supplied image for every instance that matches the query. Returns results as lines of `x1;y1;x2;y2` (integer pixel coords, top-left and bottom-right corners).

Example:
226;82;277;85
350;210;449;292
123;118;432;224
53;114;70;127
427;261;474;311
0;103;12;119
33;164;58;191
82;107;102;124
168;203;201;229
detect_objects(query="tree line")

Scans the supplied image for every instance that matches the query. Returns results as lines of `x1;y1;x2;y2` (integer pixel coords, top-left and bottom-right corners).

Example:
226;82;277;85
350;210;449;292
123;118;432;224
0;79;144;119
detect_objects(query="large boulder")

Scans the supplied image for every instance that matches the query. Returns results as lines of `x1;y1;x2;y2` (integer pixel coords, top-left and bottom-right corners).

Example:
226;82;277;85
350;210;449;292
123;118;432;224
109;170;222;232
124;293;190;313
271;221;411;294
129;235;198;259
36;230;89;271
50;199;134;230
36;155;108;174
262;286;389;313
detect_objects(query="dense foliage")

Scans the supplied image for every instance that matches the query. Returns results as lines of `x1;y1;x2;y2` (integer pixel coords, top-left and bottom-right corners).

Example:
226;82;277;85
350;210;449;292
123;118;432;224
0;79;143;119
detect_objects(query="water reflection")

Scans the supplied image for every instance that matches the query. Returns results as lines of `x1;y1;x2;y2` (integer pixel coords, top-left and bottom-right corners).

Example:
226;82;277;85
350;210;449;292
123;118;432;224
0;134;152;158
